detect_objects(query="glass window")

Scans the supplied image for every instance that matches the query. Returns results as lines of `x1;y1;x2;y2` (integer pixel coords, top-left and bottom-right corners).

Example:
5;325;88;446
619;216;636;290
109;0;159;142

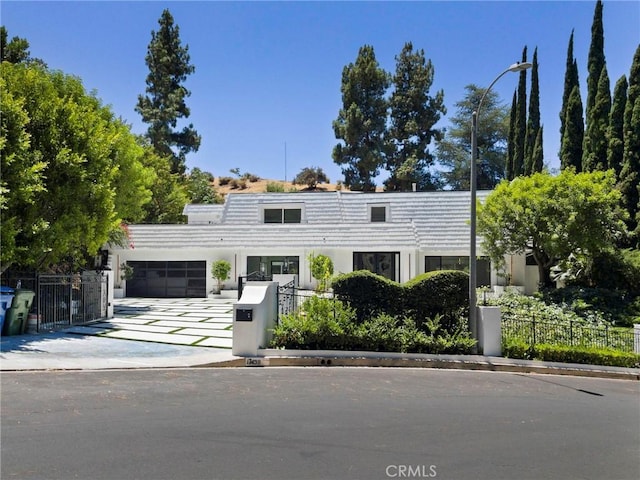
264;208;282;223
284;208;302;223
353;252;399;281
370;206;386;222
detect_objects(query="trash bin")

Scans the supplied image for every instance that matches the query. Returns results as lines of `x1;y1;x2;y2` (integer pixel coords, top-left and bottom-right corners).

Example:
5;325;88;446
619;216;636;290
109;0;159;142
2;289;36;336
0;286;16;335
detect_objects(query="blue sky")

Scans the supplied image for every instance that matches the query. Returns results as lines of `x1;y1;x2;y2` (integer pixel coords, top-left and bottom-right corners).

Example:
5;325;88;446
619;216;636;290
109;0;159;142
2;1;639;184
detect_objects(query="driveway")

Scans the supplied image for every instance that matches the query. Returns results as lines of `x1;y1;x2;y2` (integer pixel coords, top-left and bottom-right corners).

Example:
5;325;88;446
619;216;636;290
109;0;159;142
68;297;234;348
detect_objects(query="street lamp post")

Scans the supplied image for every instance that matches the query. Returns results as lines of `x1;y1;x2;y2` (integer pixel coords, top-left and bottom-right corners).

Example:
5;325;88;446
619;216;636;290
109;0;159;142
469;61;532;347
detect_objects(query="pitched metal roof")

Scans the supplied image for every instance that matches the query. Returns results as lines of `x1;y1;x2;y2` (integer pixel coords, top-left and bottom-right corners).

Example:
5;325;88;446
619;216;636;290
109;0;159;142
119;190;491;251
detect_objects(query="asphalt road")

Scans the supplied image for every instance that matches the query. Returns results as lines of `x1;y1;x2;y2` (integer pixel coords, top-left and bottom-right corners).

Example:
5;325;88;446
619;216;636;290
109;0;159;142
1;368;638;480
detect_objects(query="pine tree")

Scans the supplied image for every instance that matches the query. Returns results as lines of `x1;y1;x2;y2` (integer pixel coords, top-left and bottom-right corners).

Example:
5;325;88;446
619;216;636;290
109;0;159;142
513;46;528;177
385;42;446;191
607;76;627;178
560;86;584;171
624;45;640;137
506;91;517;180
583;66;611;171
525;48;541;174
136;9;200;176
332;45;390;191
559;30;579;146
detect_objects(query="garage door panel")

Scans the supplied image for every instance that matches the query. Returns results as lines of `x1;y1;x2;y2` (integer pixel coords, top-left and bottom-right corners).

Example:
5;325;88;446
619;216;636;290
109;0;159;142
125;261;206;298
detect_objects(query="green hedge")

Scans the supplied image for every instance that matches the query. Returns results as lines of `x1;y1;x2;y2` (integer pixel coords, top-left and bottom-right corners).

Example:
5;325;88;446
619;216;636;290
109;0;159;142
332;270;468;330
331;270;403;323
502;340;640;368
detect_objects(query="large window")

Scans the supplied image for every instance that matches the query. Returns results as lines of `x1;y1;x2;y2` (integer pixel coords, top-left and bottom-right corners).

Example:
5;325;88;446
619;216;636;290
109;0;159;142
264;208;302;224
425;256;491;286
247;256;299;279
353;252;400;281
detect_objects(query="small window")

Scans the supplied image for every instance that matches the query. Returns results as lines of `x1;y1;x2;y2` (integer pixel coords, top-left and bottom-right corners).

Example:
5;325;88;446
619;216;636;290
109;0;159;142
284;208;302;223
264;208;282;223
263;208;302;224
370;206;387;222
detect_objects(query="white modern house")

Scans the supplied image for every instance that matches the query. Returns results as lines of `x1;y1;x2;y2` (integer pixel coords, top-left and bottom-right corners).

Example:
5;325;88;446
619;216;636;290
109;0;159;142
107;190;538;298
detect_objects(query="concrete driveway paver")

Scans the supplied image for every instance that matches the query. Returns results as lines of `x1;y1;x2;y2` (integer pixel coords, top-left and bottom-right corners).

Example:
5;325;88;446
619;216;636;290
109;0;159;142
67;297;234;348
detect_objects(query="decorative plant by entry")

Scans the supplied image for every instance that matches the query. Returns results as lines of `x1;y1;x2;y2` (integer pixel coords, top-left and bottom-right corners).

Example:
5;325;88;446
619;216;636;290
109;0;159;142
211;260;232;293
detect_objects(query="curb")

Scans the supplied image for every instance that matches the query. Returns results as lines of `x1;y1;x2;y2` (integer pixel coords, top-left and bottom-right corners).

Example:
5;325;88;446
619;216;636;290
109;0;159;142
195;353;640;381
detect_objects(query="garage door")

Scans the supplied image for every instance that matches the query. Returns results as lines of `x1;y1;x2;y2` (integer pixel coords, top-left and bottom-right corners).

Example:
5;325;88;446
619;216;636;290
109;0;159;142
126;261;207;298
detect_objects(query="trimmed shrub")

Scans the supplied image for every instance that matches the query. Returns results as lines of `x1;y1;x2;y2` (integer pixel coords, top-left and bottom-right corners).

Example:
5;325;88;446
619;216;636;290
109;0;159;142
532;344;640;368
404;270;469;331
332;270;402;323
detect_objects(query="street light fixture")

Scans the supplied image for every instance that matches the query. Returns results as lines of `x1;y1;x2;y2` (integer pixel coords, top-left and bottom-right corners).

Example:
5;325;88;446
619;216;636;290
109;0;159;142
469;61;532;346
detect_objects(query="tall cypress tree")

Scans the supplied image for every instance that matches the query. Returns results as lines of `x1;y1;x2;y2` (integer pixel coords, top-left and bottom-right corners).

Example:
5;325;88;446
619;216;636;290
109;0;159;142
525;47;541;174
620;46;640;237
136;9;200;176
532;126;544;174
560;86;584;171
583;67;611;171
607;75;627;178
332;45;390;191
506;90;517;180
513;46;528;177
560;30;579;152
585;0;605;115
583;0;606;168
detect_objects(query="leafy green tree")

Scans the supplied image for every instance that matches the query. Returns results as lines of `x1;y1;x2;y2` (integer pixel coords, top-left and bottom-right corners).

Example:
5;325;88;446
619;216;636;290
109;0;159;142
607;75;628;177
436;85;509;190
512;46;528;177
1;63;153;272
136;9;200;175
308;252;334;292
138;144;189;224
187;167;220;204
583;66;611;171
477;169;626;288
559;30;580;147
525;47;542;174
332;45;389;192
560;86;584;171
385;42;445;191
293;167;329;190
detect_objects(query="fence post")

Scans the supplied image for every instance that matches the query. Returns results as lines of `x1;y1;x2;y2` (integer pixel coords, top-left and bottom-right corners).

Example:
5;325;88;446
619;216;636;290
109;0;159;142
634;325;640;355
569;320;573;347
532;314;536;348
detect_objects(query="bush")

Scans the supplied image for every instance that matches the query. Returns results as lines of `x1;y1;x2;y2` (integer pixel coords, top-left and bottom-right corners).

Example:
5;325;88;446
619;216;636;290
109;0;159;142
531;344;640;368
332;270;402;323
218;176;233;186
270;296;356;350
404;270;468;331
265;182;285;193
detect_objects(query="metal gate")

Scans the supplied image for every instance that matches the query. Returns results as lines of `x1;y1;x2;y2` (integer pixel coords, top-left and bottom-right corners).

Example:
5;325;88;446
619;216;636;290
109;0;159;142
37;272;108;331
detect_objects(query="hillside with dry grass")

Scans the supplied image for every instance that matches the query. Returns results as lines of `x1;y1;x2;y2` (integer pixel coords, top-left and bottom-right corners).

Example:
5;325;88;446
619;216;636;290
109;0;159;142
213;175;382;196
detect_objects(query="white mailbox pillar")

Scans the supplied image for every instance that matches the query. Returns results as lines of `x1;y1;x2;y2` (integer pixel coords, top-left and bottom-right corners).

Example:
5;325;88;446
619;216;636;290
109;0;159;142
232;282;278;357
477;306;502;357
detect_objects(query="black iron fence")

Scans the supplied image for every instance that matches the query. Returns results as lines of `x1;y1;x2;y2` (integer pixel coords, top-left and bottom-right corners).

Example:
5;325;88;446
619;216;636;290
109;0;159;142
1;271;108;332
502;316;639;353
